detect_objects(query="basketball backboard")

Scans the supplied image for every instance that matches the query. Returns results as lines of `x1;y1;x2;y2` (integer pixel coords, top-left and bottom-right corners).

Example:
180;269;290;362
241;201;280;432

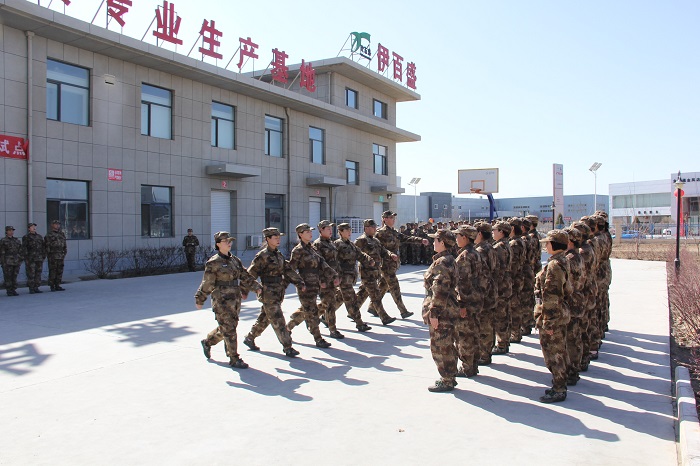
458;168;499;194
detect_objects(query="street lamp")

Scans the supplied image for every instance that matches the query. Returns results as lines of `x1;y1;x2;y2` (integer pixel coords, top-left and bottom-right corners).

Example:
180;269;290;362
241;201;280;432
589;162;602;213
674;171;685;274
408;177;421;223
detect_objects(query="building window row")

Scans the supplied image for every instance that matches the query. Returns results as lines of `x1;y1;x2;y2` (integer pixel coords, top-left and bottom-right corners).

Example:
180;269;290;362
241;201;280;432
373;143;388;175
46;59;90;126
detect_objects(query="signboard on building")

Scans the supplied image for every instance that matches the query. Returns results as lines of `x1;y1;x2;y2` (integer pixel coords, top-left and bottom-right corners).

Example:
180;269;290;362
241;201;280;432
553;164;564;225
108;168;123;181
0;135;29;160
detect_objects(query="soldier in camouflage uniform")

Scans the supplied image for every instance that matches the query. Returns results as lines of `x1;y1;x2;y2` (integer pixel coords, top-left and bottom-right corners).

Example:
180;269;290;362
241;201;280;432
332;222;374;332
243;228;303;358
583;215;606;360
370;211;428;319
595;211;613;337
491;221;513;354
563;226;586;386
44;220;67;291
286;223;338;348
507;218;527;343
1;226;23;296
310;220;347;339
522;215;541;334
22;223;46;293
182;229;200;272
572;221;597;372
475;222;497;365
534;229;572;403
453;224;484;378
423;229;460;392
196;231;261;369
355;219;399;326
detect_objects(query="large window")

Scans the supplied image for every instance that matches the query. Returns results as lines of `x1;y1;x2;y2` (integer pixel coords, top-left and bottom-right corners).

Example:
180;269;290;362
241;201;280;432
141;84;172;139
346;160;359;185
46;59;90;126
346;88;358;109
46;179;90;240
612;193;670;209
309;127;325;164
141;185;173;237
373;143;388;175
265;194;284;233
265;115;283;157
211;102;235;149
373;99;387;119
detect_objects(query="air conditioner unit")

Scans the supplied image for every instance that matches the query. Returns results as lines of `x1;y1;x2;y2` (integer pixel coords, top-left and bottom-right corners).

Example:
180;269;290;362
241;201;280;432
247;235;263;248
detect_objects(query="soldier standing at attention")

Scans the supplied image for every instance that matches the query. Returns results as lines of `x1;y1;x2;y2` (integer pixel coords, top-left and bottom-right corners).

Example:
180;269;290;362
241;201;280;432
534;229;572;403
286;223;338;349
355;219;399;326
423;229;460;393
507;218;527;344
491;221;513;355
22;223;46;294
372;210;428;319
1;226;23;296
453;224;484;378
182;228;200;272
474;222;497;365
44;220;67;291
332;222;374;332
243;228;302;358
563;226;586;386
196;232;261;369
572;221;597;373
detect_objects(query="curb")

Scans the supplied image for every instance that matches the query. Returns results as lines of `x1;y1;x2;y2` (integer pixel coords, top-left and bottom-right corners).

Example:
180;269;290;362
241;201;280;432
676;366;700;466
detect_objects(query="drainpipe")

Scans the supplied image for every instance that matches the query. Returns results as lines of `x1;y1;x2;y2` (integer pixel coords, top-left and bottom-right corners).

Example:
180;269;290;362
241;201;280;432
26;31;34;223
284;106;291;252
328;72;333;105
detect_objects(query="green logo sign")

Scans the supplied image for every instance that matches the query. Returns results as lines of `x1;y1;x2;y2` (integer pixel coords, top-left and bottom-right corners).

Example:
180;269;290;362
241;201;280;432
350;32;371;59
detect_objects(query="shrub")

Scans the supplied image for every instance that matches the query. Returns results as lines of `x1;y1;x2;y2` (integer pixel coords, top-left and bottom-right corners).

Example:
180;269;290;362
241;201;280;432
84;248;125;279
668;248;700;370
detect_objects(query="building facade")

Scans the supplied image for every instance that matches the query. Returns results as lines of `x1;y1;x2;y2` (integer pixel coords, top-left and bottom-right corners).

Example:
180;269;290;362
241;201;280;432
0;0;419;277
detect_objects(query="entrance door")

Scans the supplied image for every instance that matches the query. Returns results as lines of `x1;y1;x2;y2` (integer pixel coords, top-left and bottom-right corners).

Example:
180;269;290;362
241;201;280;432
211;191;231;238
373;201;384;225
309;197;322;228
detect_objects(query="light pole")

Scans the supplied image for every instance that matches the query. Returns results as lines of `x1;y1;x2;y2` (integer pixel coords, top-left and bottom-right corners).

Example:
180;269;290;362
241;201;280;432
408;177;421;223
589;162;602;213
674;171;685;274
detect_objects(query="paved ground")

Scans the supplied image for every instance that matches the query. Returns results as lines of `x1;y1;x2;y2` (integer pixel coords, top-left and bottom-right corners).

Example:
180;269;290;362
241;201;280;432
0;259;676;465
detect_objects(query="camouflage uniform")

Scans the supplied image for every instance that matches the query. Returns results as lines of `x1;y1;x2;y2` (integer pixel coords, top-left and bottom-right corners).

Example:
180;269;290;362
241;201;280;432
313;232;344;336
1;227;23;295
423;230;460;390
573;221;598;371
454;225;484;376
564;228;586;382
355;221;398;325
333;227;375;331
374;216;425;318
475;224;498;363
287;229;338;346
508;232;527;342
245;238;303;352
22;225;46;292
492;224;513;353
534;231;572;397
522;216;541;334
44;223;67;291
182;232;200;272
195;242;260;365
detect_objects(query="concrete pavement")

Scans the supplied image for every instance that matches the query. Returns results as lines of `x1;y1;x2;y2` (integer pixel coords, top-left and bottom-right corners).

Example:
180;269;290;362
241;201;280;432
0;259;677;465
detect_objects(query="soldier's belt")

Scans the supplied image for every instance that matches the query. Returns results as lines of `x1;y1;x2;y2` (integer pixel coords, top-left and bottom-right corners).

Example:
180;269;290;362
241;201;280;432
261;276;282;284
215;280;239;287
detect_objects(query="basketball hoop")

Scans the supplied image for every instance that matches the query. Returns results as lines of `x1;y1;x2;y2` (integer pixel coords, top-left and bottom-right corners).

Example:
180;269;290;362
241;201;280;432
470;188;482;195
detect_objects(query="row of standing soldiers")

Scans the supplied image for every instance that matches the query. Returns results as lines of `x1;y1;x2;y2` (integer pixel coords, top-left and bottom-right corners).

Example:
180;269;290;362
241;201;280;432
1;221;67;296
421;211;612;402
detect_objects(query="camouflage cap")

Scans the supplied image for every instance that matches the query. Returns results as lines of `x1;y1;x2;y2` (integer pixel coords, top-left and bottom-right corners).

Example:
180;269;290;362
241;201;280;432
572;221;591;239
595;210;609;219
475;221;492;234
363;219;377;227
187;228;193;232
51;219;61;225
508;217;522;227
525;215;539;224
381;210;397;218
295;223;315;234
262;227;284;237
592;214;606;226
337;222;351;231
428;229;456;248
317;220;335;229
453;224;477;240
28;222;37;228
5;225;15;231
521;218;531;228
495;221;512;235
540;229;569;244
564;226;582;243
214;231;234;243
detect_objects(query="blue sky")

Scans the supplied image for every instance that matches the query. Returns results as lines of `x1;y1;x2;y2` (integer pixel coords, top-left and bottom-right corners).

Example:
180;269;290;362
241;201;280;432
39;0;699;198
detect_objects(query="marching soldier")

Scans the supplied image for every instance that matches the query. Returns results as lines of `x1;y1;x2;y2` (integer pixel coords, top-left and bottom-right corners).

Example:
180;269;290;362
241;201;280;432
1;226;23;296
243;227;303;358
312;220;346;339
196;232;261;369
44;220;67;291
182;228;200;272
22;223;46;294
333;222;374;332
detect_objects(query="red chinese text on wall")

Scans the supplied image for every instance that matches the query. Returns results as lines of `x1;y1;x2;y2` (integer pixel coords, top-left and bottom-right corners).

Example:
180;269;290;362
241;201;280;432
0;135;29;160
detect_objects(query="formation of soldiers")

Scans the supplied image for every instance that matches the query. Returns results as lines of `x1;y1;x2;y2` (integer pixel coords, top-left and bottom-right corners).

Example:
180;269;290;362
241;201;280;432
1;221;68;296
193;210;612;404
